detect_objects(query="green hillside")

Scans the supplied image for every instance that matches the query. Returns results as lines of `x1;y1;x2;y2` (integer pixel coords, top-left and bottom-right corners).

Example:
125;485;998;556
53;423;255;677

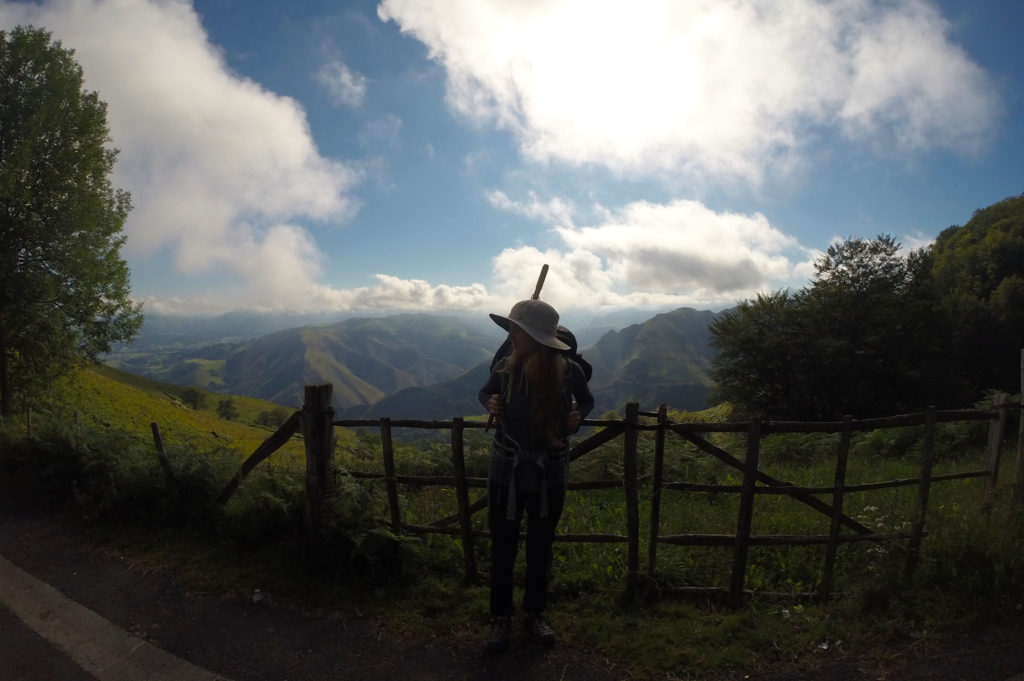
585;307;717;412
152;313;501;410
55;364;350;465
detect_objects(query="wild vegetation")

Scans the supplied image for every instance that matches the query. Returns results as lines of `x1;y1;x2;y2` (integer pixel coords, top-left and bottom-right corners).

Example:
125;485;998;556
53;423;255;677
711;194;1024;420
1;364;1022;678
0;27;142;416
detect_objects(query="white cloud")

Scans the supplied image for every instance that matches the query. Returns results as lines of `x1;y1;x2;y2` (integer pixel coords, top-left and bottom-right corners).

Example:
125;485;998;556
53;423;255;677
838;2;998;155
486;189;574;227
142;188;817;316
900;230;935;254
486;195;816;312
141;269;494;316
316;58;368;107
4;0;966;318
378;0;1001;186
0;0;360;281
271;274;491;315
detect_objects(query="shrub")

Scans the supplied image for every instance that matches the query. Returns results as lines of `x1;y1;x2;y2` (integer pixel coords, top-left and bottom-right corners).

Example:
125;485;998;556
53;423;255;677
180;387;207;410
216;397;238;421
255;407;291;428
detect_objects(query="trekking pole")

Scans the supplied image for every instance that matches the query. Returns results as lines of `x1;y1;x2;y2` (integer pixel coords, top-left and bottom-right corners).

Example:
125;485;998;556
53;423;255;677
485;263;549;432
531;263;548;300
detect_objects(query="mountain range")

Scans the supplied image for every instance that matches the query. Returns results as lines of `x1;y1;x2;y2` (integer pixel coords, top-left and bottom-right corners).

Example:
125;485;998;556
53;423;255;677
105;307;720;418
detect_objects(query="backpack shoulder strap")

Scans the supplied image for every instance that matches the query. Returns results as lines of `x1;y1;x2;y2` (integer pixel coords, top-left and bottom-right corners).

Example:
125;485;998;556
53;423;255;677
497;357;513;405
562;356;574;409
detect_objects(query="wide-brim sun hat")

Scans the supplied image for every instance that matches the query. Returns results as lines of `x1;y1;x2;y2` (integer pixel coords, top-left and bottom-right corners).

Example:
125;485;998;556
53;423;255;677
490;299;570;351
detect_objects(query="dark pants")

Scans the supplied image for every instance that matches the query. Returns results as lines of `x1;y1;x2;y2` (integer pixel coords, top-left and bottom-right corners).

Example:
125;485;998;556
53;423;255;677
487;480;566;617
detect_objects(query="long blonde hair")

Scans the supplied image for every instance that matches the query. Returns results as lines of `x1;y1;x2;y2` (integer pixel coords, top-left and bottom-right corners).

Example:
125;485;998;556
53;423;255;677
504;343;565;443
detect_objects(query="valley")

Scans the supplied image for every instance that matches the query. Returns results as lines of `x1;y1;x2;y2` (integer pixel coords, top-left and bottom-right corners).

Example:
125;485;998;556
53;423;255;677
105;307;722;418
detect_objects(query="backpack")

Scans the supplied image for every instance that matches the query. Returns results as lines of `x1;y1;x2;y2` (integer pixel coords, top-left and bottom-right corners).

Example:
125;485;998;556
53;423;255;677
489;325;593;382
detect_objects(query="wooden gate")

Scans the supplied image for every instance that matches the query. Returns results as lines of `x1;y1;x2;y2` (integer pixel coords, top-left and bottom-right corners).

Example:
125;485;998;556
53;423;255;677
209;387;1015;604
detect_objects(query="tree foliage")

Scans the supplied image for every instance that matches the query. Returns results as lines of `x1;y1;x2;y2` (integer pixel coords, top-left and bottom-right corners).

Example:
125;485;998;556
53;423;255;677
710;235;954;420
928;193;1024;394
799;235;955;417
711;194;1024;421
256;406;291;428
180;387;207;410
706;290;815;419
0;26;142;414
216;398;238;421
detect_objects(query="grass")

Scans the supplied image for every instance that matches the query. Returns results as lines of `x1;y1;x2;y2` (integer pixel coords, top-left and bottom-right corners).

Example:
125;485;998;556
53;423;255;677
181;358;226;388
2;368;1024;679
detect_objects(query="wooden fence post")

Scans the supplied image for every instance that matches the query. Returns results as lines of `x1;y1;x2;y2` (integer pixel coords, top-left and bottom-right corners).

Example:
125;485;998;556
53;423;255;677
624;402;641;600
647;404;668;582
302;384;334;538
820;415;852;598
1012;350;1024;513
984;393;1009;503
729;419;761;607
450;416;477;582
380;417;402;532
150;422;177;490
904;406;937;583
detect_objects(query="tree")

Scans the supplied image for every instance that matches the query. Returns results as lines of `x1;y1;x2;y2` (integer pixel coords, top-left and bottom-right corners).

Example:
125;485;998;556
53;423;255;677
929;193;1024;395
710;236;952;420
216;398;238;421
708;290;816;418
798;235;953;417
256;406;291;428
0;27;142;415
180;387;207;410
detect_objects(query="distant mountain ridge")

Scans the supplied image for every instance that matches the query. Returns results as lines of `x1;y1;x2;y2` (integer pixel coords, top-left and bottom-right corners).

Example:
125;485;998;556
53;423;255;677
337;307;718;419
106;307;719;416
216;314;502;408
584;307;717;414
115;310;350;349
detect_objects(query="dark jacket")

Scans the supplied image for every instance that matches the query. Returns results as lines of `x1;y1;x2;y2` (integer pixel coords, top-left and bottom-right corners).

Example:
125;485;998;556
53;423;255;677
478;357;594;516
477;357;594;451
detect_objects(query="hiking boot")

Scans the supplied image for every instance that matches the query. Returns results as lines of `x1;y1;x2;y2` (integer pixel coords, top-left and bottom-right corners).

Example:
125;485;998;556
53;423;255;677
525;613;556;645
486;616;511;654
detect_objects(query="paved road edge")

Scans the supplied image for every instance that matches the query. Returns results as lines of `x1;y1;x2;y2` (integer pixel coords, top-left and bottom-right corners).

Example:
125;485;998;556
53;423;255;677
0;552;233;681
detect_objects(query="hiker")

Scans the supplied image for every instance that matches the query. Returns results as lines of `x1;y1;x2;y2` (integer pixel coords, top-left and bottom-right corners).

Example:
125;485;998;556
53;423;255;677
477;299;595;654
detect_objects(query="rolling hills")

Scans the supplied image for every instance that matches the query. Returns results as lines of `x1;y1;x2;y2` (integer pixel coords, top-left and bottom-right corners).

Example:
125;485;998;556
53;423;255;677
106;307;721;418
53;364;313;461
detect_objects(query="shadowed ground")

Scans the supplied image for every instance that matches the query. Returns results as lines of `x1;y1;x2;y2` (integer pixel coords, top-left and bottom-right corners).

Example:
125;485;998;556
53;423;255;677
2;486;1024;681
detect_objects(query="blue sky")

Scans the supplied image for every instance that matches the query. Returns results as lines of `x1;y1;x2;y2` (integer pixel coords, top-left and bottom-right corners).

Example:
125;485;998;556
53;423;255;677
2;0;1021;322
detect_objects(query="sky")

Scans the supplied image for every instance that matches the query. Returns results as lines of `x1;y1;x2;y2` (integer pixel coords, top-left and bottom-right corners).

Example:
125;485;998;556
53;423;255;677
1;0;1022;323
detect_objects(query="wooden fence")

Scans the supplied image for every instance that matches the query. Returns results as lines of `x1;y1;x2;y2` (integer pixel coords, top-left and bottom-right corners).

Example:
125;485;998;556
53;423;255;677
198;384;1021;606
